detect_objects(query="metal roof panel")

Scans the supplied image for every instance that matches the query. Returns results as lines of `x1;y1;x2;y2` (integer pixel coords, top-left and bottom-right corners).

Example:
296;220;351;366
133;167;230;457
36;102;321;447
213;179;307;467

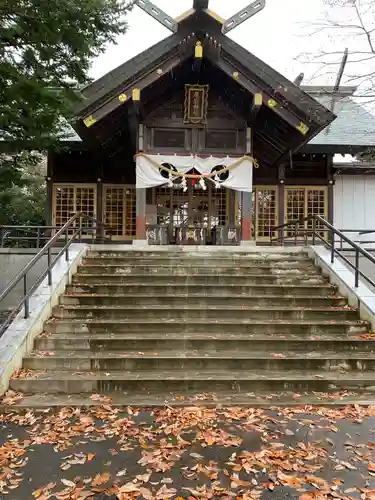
309;94;375;147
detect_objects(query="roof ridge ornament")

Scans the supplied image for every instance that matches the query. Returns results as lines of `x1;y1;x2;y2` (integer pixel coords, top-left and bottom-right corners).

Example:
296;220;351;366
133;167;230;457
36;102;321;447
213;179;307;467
222;0;266;34
135;0;266;35
135;0;178;32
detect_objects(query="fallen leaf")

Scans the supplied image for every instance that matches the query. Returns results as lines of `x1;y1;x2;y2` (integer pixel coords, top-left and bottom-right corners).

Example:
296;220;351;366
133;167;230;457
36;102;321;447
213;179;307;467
87;453;95;461
92;472;110;486
136;472;152;483
116;469;127;477
61;479;75;488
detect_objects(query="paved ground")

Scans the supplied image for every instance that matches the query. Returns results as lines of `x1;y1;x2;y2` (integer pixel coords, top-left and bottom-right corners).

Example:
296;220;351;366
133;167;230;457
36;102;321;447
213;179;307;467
1;403;375;499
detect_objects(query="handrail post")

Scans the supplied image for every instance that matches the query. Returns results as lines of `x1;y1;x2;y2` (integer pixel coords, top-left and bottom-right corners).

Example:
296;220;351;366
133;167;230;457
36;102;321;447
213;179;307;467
330;228;335;264
79;215;83;241
355;247;360;288
294;223;298;246
65;228;69;261
36;227;40;249
312;217;316;245
47;247;52;286
0;227;5;248
23;274;29;318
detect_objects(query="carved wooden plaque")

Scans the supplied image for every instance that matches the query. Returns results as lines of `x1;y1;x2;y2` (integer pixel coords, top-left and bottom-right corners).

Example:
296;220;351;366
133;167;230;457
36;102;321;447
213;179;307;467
184;84;209;124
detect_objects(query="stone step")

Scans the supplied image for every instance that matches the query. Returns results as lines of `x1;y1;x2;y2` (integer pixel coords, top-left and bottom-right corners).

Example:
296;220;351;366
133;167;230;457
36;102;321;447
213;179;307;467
87;250;308;260
77;264;319;276
35;332;375;352
66;283;337;297
60;294;346;308
71;274;328;285
52;305;359;321
44;318;368;335
82;257;313;268
22;350;375;372
6;391;375;410
9;369;375;394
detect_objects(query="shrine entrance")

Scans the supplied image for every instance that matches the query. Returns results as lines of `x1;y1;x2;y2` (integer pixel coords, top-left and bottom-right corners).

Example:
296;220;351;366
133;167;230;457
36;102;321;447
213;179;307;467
148;183;238;245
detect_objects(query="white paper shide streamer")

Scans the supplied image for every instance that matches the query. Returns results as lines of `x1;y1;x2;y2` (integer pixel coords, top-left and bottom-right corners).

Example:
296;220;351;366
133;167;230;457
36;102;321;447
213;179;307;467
136;154;253;193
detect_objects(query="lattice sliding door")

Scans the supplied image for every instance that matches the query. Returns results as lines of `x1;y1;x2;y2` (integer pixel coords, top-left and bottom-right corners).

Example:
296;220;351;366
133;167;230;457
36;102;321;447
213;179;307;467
285;187;328;238
103;185;136;240
306;187;328;238
253;187;278;241
52;184;96;236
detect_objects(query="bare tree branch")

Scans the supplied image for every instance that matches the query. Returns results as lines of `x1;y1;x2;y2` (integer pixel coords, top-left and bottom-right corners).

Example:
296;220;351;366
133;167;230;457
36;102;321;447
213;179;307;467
297;0;375;101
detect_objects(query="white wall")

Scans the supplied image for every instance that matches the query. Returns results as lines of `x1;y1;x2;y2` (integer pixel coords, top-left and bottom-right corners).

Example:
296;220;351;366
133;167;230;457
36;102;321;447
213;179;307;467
334;175;375;246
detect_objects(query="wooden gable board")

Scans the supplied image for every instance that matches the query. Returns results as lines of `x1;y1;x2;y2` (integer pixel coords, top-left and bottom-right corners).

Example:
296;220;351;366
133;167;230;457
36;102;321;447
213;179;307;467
77;33;180;114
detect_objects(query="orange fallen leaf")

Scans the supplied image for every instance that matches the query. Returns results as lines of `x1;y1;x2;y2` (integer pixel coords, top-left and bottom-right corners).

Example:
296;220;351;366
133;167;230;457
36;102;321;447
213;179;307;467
87;453;95;461
369;462;375;472
92;472;110;486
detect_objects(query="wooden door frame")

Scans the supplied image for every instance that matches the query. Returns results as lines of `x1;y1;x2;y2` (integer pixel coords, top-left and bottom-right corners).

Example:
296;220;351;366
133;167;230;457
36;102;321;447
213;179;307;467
284;186;328;221
253;185;279;241
103;184;136;241
52;183;97;239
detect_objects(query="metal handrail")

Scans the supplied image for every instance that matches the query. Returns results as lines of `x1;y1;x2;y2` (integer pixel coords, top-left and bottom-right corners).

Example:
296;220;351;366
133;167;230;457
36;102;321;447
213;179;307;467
270;215;375;290
0;213;112;336
0;221;113;248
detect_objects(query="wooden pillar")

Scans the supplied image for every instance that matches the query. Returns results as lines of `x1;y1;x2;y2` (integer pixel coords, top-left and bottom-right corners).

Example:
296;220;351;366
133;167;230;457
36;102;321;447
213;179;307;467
96;178;104;241
241;127;253;243
278;164;286;243
46;151;53;227
326;154;334;224
135;124;147;242
136;188;147;240
228;190;236;226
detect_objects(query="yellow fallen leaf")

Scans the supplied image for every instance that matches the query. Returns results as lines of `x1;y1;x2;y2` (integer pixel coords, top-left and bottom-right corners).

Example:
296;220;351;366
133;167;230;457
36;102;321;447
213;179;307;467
87;453;95;461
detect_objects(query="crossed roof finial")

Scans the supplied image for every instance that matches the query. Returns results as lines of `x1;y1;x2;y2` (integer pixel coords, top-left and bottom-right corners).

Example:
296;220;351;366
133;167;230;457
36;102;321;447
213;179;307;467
135;0;265;35
193;0;209;9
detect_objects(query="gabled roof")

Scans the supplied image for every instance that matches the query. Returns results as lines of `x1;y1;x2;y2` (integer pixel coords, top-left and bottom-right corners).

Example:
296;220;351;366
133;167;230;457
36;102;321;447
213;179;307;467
304;87;375;148
74;8;335;166
77;10;333;127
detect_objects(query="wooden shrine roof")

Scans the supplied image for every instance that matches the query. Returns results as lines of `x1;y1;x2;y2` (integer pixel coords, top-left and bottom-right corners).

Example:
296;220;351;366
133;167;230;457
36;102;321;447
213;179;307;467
73;8;336;167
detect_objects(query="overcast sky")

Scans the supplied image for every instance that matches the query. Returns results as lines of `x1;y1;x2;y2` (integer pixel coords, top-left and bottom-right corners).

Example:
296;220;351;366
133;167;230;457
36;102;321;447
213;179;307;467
89;0;374;94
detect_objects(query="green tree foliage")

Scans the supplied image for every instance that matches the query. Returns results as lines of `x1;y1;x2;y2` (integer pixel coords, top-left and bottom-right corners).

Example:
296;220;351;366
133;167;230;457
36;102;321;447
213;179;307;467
0;156;46;227
0;0;135;206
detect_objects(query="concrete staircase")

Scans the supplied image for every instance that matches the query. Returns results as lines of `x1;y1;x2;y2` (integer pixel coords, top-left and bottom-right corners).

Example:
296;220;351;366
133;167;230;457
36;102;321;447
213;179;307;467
7;248;375;408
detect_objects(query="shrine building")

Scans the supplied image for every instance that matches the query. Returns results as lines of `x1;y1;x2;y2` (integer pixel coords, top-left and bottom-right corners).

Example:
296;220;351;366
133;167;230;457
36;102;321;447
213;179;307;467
50;0;375;245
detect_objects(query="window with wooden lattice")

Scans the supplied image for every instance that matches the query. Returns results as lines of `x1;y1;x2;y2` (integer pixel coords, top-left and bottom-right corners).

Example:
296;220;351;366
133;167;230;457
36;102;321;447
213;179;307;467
103;185;136;239
285;187;327;239
253;187;278;240
53;184;96;236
